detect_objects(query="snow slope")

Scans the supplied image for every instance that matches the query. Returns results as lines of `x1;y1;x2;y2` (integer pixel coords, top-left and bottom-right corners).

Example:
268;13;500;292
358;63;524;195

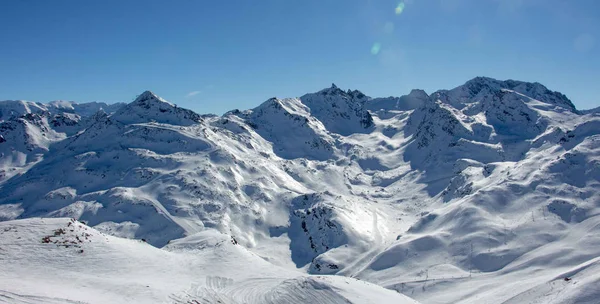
0;99;124;184
0;99;123;122
0;218;417;304
1;77;599;303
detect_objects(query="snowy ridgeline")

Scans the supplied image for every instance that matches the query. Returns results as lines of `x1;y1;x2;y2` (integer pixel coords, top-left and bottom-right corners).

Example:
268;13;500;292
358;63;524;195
0;77;599;303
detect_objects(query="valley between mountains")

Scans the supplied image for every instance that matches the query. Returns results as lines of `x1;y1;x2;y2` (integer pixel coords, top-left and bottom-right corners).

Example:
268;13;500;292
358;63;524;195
1;77;599;303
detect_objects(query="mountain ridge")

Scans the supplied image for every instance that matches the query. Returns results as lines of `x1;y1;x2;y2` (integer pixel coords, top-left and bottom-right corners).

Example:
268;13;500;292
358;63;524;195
0;76;599;303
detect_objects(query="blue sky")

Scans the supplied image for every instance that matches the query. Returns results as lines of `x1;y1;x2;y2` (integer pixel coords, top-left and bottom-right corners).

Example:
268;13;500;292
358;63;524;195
0;0;598;113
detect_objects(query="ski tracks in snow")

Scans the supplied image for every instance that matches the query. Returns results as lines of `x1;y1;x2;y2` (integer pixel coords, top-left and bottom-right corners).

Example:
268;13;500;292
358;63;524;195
170;276;353;304
0;290;87;304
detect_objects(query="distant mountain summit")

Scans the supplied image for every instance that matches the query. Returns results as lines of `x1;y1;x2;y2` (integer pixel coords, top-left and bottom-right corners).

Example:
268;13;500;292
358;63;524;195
111;90;201;125
1;77;599;303
366;89;430;116
46;100;125;117
433;76;576;112
0;99;124;122
300;84;374;135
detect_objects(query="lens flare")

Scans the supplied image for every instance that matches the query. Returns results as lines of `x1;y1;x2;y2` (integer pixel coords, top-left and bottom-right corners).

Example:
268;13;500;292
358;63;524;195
371;43;381;55
395;2;405;15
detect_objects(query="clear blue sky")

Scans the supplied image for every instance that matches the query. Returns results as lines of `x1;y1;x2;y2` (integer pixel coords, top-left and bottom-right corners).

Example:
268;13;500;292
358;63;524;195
0;0;598;113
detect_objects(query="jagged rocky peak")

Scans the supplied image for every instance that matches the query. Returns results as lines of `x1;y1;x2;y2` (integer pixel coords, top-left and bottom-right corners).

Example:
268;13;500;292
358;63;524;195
316;83;344;97
299;84;373;135
316;83;368;100
110;90;201;126
323;83;340;94
347;89;366;99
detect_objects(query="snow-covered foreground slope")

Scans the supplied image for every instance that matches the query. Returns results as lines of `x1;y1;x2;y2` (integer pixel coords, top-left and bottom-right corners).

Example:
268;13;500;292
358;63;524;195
1;77;600;303
0;218;417;304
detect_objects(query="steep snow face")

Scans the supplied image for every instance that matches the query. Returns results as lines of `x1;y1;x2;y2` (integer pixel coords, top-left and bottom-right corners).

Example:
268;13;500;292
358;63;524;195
404;100;476;163
479;90;546;138
0;113;63;153
299;84;374;136
0;99;124;183
0;113;66;182
0;100;47;121
403;77;582;180
288;192;387;271
1;78;600;304
111;91;201;126
434;77;576;112
239;97;336;160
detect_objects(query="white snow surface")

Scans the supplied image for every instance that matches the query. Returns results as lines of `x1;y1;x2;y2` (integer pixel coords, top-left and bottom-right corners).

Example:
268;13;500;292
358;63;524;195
0;99;123;123
0;218;417;304
1;76;600;303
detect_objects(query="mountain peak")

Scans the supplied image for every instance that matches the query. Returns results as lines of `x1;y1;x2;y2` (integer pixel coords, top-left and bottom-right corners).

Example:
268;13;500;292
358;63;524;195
135;90;156;100
316;84;344;96
313;84;368;102
300;85;373;135
133;90;172;106
110;91;200;126
467;76;496;84
433;77;577;112
408;89;429;99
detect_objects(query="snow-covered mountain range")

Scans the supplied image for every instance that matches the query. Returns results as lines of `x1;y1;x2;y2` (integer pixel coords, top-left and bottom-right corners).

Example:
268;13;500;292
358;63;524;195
1;77;599;303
